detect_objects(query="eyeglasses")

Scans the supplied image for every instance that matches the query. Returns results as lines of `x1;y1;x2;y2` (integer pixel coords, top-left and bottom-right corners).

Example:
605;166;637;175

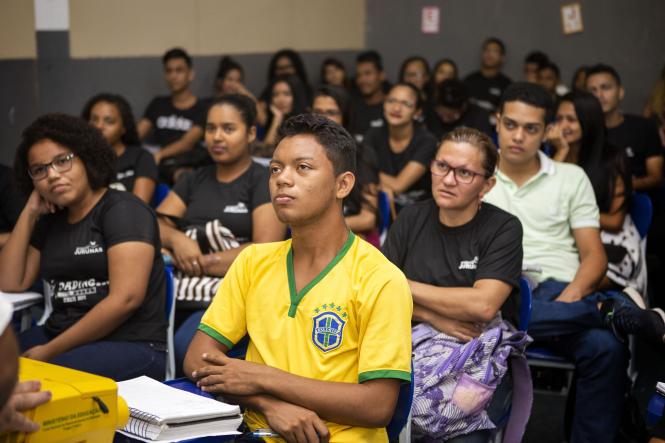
385;97;416;109
312;109;341;117
28;153;76;180
430;159;489;184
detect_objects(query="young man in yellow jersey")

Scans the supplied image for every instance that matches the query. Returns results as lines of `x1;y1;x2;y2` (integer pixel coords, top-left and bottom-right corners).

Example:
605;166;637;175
184;113;413;442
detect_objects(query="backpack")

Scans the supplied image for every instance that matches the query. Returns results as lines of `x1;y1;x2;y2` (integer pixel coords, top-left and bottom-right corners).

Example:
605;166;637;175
411;321;532;442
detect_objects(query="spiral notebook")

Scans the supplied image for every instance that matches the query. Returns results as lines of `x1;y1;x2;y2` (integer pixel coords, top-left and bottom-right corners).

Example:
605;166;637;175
117;376;242;441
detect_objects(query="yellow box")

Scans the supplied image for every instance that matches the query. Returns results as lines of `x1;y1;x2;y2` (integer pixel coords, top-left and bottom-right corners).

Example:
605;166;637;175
0;358;129;443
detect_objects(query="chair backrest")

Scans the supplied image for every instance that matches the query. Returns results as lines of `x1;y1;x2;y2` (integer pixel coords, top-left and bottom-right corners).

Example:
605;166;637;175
518;277;532;332
386;361;414;440
152;183;171;208
164;265;176;380
630;192;653;239
378;191;392;244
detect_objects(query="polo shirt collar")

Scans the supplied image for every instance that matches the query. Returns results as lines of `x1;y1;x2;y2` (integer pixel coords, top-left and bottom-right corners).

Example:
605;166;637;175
496;149;556;186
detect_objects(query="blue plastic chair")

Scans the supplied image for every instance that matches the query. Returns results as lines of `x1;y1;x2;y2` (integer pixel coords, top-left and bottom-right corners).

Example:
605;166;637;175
630;192;653;239
518;277;532;332
378;190;392;245
386;362;415;441
152;183;171;208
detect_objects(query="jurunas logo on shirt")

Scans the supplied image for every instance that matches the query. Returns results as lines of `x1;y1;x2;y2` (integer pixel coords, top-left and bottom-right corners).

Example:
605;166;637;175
311;302;347;353
74;241;104;256
458;256;479;270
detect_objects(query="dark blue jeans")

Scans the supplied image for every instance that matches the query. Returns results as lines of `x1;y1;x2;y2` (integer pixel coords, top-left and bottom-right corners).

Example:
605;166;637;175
19;326;166;381
529;280;628;443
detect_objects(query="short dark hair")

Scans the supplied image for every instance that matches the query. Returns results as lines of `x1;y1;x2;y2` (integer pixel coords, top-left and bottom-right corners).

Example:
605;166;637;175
162;47;192;68
14;113;116;196
81;93;141;146
539;62;560;79
441;126;499;177
586;63;622;86
275;114;356;176
216;56;244;81
399;56;431;82
356;50;383;72
313;85;352;128
524;51;549;68
483;37;506;55
436;79;469;109
209;93;257;128
498;82;554;123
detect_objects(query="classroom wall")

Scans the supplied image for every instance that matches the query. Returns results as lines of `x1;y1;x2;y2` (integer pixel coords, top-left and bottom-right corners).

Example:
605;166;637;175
366;0;665;116
1;0;664;166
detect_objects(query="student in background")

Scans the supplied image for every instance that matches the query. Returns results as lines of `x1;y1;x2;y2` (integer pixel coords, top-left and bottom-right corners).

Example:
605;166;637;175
138;48;208;184
312;86;380;244
464;37;512;114
261;75;310;149
156;95;284;373
82;93;157;204
548;91;644;293
537;62;565;103
586;64;663;192
571;66;588;94
364;82;437;211
432;58;458;85
399;56;432;101
1;114;167;380
259;49;312;104
320;58;351;91
424;79;492;140
523;50;549;84
214;56;266;133
351;50;387;142
185;114;412;442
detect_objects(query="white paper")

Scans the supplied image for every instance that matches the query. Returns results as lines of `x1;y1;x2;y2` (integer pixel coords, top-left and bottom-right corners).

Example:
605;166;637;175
34;0;69;31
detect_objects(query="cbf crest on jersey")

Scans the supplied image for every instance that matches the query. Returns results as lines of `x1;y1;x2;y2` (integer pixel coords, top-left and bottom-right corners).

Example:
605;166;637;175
312;302;347;352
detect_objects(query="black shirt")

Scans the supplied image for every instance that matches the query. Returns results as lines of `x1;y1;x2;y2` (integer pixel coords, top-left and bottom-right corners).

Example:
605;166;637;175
0;165;23;233
351;96;385;143
606;114;663;178
363;125;437;205
142;96;208;148
463;71;512;113
31;190;166;343
173;162;271;243
111;145;158;192
382;199;523;324
424;103;493;141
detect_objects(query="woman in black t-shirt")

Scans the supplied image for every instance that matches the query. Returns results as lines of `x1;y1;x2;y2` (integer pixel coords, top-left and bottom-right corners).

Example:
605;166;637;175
81;93;157;204
156;94;285;371
0;113;167;380
311;86;380;245
364;82;438;211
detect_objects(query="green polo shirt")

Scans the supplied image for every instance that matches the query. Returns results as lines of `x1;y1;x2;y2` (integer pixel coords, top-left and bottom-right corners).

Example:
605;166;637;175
483;151;599;283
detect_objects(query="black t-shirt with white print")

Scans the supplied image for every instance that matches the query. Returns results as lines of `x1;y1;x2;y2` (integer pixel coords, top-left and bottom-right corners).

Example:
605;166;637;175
142;96;208;148
31;190;166;342
382;199;523;324
463;71;512;113
606;114;663;178
110;145;158;193
363;125;438;205
173;162;271;243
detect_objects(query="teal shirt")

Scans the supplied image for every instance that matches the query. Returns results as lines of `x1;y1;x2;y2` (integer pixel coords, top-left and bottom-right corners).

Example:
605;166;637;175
484;151;600;283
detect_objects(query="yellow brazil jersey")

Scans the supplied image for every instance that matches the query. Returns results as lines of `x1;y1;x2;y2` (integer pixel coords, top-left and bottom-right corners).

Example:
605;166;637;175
199;232;413;442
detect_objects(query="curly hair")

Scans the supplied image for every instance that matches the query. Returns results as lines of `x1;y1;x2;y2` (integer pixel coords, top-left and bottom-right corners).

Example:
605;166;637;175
14;113;116;196
81;93;141;146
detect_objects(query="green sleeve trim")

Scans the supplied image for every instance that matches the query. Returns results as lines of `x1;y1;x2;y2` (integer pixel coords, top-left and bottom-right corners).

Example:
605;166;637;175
358;369;411;383
198;324;234;350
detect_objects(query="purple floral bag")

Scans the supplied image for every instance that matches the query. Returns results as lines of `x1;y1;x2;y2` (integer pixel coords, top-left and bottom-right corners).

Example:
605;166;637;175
411;321;532;442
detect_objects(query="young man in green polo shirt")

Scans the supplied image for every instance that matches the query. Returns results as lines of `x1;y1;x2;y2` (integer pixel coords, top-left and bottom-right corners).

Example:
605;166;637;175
484;82;665;443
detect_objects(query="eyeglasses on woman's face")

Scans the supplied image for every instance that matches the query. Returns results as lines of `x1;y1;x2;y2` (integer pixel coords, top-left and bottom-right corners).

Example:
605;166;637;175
28;153;76;180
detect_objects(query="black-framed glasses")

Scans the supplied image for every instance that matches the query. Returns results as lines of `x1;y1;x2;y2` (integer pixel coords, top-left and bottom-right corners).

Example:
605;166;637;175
430;159;489;184
28;153;76;180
